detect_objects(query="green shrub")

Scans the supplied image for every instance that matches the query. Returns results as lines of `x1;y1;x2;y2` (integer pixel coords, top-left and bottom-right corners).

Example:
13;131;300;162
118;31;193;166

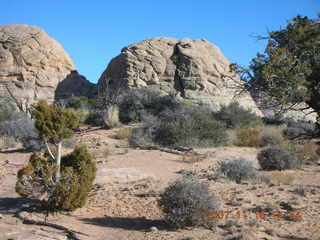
66;96;97;109
156;109;228;147
257;147;299;170
48;145;96;211
16;145;96;212
158;178;219;229
214;102;261;129
216;158;266;184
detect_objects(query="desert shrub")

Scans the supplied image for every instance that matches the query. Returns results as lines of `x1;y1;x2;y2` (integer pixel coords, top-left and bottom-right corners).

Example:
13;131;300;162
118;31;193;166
16;145;96;212
0;101;41;151
154;107;228;147
118;88;181;123
16;153;57;199
158;178;219;229
103;105;120;129
115;128;133;140
281;140;319;163
235;127;261;147
48;145;96;211
214;102;261;129
129;115;158;146
283;120;317;140
259;135;282;147
257;147;299;170
216;158;266;184
65;96;97;109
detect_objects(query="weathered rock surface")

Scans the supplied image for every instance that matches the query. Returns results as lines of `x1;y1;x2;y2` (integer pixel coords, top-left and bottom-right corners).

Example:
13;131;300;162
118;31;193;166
98;37;262;115
0;24;95;106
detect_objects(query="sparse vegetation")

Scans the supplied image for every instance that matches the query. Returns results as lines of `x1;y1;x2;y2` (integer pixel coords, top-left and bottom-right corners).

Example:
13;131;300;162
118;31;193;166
258;147;299;170
216;158;266;184
265;171;295;185
158;178;219;229
115;128;133;140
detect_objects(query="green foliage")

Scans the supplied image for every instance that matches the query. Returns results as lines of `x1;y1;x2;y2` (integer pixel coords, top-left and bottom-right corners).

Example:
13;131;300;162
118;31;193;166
16;145;96;212
16;153;56;199
233;15;320;131
66;96;97;109
257;147;299;171
214;102;262;128
48;145;97;211
158;178;219;229
31;100;79;143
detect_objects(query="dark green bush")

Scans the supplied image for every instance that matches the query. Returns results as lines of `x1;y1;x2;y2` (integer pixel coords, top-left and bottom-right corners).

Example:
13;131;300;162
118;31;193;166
158;178;219;229
214;102;261;129
257;147;299;171
154;107;228;147
217;158;266;184
16;145;96;212
118;88;181;123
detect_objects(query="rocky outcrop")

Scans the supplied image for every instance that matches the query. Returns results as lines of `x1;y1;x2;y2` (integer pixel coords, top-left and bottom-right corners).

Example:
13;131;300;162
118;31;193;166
0;24;95;107
98;37;262;115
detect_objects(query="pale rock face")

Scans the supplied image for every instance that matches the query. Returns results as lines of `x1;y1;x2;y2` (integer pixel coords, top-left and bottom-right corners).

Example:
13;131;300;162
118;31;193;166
98;37;263;115
0;24;95;105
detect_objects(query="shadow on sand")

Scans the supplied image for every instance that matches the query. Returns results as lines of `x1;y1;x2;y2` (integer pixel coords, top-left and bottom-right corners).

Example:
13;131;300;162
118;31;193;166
81;216;168;231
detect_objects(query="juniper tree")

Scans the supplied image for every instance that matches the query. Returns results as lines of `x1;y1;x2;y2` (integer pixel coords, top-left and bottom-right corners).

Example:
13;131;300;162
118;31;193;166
31;100;79;180
231;14;320;136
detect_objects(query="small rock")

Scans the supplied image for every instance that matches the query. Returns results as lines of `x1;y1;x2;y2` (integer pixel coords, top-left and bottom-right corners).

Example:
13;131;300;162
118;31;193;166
150;226;158;232
0;213;3;219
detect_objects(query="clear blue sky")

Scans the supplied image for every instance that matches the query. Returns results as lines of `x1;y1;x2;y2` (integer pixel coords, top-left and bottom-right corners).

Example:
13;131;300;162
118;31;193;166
1;1;318;83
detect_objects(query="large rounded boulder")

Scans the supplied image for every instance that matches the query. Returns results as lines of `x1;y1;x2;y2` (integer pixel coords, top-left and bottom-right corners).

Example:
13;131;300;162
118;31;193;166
0;24;95;107
98;37;262;115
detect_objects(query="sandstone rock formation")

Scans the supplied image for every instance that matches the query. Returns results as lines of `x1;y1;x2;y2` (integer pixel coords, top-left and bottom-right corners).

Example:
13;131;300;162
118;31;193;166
0;24;95;107
98;37;262;115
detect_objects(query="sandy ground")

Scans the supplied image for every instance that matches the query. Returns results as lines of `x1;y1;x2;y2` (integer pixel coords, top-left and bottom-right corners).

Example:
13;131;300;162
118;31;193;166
1;125;320;240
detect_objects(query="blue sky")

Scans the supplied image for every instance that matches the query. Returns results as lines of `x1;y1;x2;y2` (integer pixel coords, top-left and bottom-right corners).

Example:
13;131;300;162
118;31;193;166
1;1;318;83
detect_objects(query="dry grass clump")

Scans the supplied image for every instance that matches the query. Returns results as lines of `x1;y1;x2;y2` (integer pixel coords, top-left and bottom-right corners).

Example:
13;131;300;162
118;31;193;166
115;128;133;140
103;105;121;129
265;171;295;185
281;140;319;164
181;153;207;164
235;127;261;147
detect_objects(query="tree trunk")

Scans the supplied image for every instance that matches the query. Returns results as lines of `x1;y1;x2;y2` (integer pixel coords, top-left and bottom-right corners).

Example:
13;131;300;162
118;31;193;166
56;141;62;181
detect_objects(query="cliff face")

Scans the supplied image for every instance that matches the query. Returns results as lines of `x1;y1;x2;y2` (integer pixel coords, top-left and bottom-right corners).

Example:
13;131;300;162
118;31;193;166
98;37;262;115
0;24;95;106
